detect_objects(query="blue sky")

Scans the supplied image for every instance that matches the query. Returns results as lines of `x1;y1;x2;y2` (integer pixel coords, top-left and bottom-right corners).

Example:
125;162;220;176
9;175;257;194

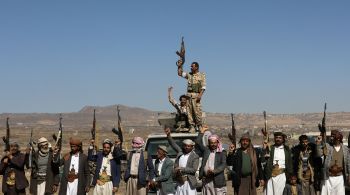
0;1;349;114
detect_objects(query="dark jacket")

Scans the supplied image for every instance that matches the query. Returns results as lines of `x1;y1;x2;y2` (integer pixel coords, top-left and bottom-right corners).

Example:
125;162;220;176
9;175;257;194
88;148;121;188
0;152;29;193
28;150;60;195
124;150;155;187
264;145;293;181
167;136;199;188
57;152;90;195
283;184;302;195
196;133;227;188
227;148;263;191
154;157;175;194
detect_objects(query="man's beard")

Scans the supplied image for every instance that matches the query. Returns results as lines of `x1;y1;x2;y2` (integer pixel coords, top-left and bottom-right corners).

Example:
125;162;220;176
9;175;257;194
39;147;49;155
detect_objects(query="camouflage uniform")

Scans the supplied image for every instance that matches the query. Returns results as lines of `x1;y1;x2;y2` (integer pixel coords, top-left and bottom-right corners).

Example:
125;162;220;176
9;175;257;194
169;97;191;131
182;71;206;127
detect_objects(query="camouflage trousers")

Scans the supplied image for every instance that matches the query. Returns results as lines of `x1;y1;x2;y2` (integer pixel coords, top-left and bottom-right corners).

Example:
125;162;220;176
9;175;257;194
187;93;202;127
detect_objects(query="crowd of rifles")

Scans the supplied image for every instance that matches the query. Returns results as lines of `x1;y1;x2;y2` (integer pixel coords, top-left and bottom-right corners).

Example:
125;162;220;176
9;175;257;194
0;124;349;195
1;55;349;195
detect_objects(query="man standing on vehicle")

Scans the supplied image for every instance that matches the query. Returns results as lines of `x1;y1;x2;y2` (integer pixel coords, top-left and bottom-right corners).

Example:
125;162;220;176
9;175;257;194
165;127;199;195
195;125;227;195
124;137;154;195
150;145;175;195
177;59;206;132
316;130;350;195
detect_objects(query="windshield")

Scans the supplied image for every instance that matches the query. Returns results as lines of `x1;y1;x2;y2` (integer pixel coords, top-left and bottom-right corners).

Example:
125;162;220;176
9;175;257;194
145;137;203;159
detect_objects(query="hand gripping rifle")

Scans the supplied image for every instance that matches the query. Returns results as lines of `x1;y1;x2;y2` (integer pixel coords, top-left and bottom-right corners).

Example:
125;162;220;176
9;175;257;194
176;37;185;67
318;103;327;156
52;114;63;161
261;111;270;155
2;117;10;151
28;128;35;168
112;105;124;145
228;113;236;146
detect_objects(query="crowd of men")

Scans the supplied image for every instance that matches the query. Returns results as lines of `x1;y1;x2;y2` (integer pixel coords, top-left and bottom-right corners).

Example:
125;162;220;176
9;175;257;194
0;125;349;195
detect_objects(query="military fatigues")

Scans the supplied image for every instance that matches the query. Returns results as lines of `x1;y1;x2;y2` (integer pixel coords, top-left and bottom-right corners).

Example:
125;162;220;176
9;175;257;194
169;98;190;131
182;71;206;127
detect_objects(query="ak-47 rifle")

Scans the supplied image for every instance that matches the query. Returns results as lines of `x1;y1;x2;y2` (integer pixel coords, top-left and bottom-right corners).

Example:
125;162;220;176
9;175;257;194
318;103;327;143
91;109;96;141
2;117;10;151
261;111;270;154
318;103;327;157
112;105;124;145
176;37;185;66
228;113;236;146
28;128;34;168
52;114;63;161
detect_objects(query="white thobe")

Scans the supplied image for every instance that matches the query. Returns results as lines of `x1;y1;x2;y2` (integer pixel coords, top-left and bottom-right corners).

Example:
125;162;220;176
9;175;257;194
67;153;79;195
94;156;113;195
321;175;345;195
264;145;287;195
37;181;46;195
176;153;196;195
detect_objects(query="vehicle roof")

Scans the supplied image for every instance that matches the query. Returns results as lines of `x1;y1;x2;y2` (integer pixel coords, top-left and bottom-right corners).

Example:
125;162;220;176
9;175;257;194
146;132;199;139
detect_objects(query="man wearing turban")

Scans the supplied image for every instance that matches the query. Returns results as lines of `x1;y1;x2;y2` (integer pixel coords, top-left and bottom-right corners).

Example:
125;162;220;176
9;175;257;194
54;137;90;195
88;138;121;195
195;126;227;195
28;137;60;195
316;130;350;195
124;136;155;195
165;127;199;195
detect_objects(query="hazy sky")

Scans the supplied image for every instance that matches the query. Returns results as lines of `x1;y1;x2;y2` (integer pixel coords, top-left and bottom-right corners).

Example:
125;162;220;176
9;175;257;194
0;1;349;114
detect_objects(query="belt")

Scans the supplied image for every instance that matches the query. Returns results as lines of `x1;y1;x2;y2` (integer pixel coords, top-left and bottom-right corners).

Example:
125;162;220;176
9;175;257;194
130;174;138;179
67;173;78;183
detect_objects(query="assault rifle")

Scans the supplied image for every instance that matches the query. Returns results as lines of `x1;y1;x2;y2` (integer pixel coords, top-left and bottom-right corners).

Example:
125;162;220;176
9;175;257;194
91;109;96;141
261;111;270;155
318;103;327;142
28;128;34;168
228;113;236;146
2;117;10;151
53;114;63;158
112;105;124;145
318;103;328;158
176;37;185;66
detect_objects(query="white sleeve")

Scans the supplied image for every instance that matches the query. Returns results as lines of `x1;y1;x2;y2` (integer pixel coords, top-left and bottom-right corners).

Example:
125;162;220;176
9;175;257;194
181;72;187;78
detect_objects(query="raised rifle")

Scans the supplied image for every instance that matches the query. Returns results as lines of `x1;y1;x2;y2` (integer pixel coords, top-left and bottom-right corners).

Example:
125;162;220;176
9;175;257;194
91;109;96;141
261;111;270;155
176;37;185;66
2;117;10;151
318;103;327;157
52;114;63;160
28;128;34;168
112;105;124;145
228;113;236;146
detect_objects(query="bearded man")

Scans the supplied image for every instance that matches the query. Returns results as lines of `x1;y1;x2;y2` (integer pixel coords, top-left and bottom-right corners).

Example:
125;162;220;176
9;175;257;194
195;126;227;195
316;130;350;195
0;142;29;195
54;137;90;195
28;137;60;195
124;137;154;195
227;133;264;195
165;127;199;195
